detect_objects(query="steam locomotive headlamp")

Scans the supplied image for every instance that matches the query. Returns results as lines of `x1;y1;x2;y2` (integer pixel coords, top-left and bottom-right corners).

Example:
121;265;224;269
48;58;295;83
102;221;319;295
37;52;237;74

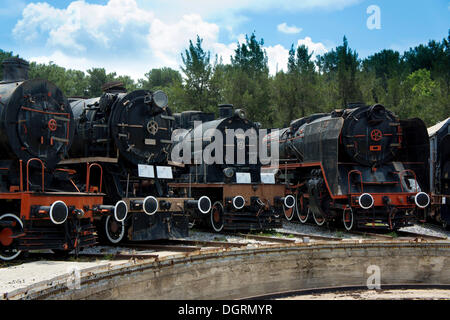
114;200;128;221
235;109;246;119
359;193;374;210
232;196;245;210
73;208;86;219
223;167;235;178
143;196;158;216
153;90;169;109
198;196;212;214
49;201;69;225
414;192;430;209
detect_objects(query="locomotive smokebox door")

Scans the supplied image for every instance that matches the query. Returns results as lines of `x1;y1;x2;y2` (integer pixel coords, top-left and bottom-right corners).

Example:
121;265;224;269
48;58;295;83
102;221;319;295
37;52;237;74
109;90;174;165
0;58;74;168
341;104;400;167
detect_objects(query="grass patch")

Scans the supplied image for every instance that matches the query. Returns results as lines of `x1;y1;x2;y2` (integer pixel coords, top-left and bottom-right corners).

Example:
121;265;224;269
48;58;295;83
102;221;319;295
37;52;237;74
102;254;115;260
249;230;290;238
386;231;398;238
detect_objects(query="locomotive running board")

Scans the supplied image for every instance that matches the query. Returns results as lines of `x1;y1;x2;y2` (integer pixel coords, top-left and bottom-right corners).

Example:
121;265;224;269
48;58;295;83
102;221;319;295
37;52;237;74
59;157;118;164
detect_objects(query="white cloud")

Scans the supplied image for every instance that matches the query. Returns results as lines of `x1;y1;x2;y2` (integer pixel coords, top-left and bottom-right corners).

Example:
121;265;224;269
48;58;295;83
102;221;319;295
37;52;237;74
14;0;154;52
265;44;290;74
264;37;328;74
297;37;328;57
277;23;302;34
148;14;220;68
14;1;331;78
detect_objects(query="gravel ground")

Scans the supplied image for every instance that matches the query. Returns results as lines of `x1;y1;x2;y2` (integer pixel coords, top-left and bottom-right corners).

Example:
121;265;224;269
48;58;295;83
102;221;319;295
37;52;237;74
277;220;450;240
187;229;295;245
400;223;450;239
277;221;358;239
278;289;450;300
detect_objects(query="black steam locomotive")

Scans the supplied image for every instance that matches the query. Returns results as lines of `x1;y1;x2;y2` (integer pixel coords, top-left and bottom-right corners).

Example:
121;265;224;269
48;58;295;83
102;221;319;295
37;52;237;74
170;105;294;232
64;83;211;243
428;118;450;229
264;103;431;230
0;58;109;261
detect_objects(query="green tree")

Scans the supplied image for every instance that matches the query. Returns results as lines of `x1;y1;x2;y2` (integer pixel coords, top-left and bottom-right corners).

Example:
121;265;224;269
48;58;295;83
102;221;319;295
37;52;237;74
396;69;445;125
272;44;319;127
139;67;182;90
86;68;118;97
180;36;213;112
222;33;272;126
317;36;362;107
30;62;89;97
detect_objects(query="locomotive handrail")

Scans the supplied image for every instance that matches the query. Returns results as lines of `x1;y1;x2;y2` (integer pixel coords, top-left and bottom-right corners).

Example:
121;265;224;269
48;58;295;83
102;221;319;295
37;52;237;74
348;170;363;194
19;160;23;192
26;158;45;192
86;163;103;193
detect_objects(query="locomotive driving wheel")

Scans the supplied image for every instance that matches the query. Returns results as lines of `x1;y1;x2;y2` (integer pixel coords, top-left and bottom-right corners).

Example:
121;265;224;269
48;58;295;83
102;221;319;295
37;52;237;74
342;207;355;231
296;194;310;224
99;216;126;244
312;208;326;226
0;214;23;261
283;199;295;221
210;201;224;232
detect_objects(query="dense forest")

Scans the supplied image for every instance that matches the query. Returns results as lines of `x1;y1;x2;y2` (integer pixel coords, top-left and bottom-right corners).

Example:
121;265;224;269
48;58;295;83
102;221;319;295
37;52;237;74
1;31;449;128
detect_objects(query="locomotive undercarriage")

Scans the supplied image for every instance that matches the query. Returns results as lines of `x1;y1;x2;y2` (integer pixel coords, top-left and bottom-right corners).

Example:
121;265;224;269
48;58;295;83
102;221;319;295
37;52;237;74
285;166;425;231
0;193;104;261
65;162;193;244
171;183;285;232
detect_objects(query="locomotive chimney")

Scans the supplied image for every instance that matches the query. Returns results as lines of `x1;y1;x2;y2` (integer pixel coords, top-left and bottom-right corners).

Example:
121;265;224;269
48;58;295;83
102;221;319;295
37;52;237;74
218;104;234;118
2;57;29;82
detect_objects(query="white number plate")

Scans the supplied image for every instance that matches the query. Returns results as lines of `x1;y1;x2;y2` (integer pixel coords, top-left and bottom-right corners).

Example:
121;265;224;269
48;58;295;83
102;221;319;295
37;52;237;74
157;166;173;179
236;172;251;184
138;164;155;178
261;173;275;184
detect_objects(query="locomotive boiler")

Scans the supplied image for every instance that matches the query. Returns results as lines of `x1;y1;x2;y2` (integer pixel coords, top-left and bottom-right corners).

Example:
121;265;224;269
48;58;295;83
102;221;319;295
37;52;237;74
0;58;109;260
65;83;211;243
264;103;431;230
170;105;294;232
428;117;450;230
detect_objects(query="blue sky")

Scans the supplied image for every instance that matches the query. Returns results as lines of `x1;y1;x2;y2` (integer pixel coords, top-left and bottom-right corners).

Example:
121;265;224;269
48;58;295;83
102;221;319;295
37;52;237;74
0;0;448;79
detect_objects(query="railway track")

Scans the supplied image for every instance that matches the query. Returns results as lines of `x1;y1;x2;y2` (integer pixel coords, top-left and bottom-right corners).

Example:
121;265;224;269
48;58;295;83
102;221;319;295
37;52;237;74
285;220;449;242
241;284;450;300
